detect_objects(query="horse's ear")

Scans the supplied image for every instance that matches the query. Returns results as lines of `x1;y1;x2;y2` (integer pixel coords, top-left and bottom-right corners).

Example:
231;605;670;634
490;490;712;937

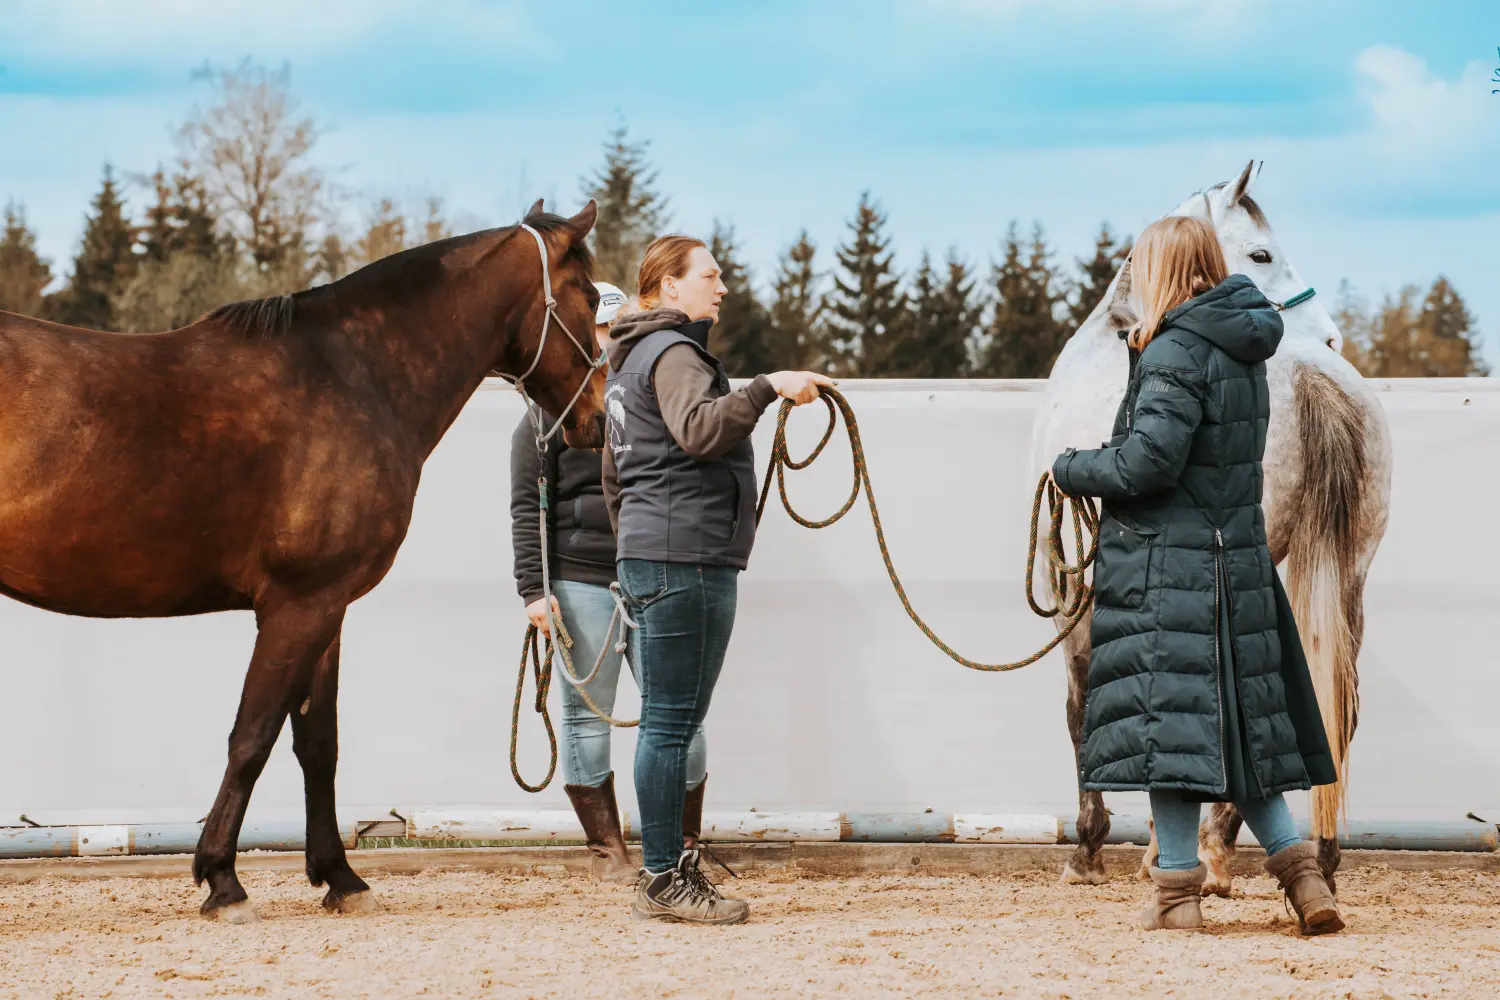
526;198;545;218
1104;256;1139;330
566;200;598;244
1229;159;1258;206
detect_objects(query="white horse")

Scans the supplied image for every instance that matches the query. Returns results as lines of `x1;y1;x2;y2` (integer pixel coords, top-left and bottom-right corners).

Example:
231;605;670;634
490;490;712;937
1030;161;1393;894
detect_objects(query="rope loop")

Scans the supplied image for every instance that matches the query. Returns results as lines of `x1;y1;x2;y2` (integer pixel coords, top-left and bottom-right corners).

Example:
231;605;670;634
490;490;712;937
756;386;1100;672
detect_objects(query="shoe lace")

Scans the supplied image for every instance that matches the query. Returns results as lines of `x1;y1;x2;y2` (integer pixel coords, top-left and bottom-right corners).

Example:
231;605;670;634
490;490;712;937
676;850;724;902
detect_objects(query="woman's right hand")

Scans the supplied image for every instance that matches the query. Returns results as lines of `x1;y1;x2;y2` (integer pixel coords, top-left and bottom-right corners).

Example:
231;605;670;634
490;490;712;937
525;596;560;636
766;371;835;406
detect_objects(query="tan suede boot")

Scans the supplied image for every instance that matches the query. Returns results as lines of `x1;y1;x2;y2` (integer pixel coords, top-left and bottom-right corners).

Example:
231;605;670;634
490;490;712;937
564;772;635;884
1264;842;1345;935
682;774;707;851
1140;864;1207;931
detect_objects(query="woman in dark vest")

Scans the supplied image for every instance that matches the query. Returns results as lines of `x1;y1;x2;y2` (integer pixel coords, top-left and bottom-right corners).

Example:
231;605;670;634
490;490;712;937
604;234;830;924
1051;216;1343;935
510;281;707;885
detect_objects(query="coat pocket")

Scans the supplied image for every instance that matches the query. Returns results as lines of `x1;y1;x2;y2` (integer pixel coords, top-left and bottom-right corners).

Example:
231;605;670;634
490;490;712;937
1093;514;1159;610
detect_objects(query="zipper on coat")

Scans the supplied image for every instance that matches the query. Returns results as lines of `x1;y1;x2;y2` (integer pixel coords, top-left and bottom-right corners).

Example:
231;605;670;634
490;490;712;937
1212;528;1229;796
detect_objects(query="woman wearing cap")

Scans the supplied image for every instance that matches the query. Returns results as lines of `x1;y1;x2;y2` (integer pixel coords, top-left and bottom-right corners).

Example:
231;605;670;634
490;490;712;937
510;281;708;884
604;236;832;924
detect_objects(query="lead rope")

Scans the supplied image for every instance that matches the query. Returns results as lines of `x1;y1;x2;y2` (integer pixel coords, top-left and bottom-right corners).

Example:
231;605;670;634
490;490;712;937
511;385;1101;791
757;386;1100;671
510;475;640;793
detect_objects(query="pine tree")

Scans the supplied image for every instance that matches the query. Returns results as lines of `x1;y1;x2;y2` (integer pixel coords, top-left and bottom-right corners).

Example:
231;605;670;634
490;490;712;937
53;166;137;329
825;192;907;377
114;169;241;332
353;198;410;266
977;222;1067;378
420;197;451;245
706;223;774;377
580;122;667;291
0;203;52;316
1419;276;1487;376
1347;277;1488;378
138;169;223;264
767;231;824;370
317;233;350;283
1069;222;1131;330
893;250;981;377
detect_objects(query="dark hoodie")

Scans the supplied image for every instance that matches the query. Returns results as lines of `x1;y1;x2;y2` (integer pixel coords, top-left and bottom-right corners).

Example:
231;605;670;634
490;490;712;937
601;308;777;534
1049;274;1333;801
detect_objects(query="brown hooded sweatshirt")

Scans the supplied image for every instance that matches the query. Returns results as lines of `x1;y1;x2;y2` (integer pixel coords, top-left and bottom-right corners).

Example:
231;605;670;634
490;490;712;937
601;308;777;533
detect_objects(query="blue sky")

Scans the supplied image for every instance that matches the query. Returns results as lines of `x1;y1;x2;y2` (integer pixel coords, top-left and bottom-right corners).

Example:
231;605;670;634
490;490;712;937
2;0;1497;364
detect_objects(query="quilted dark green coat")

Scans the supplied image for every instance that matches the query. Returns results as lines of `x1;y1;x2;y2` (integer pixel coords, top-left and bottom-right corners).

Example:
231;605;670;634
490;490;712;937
1052;274;1335;801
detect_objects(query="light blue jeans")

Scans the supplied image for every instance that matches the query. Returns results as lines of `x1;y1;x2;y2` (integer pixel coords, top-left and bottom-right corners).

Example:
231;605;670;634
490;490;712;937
552;579;707;790
1149;789;1301;871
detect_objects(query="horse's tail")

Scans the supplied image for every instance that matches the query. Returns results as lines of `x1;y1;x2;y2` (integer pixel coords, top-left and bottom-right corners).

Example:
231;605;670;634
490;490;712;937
1286;366;1369;841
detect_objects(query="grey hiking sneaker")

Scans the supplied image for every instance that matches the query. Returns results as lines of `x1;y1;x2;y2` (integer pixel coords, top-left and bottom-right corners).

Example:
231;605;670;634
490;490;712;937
631;849;749;925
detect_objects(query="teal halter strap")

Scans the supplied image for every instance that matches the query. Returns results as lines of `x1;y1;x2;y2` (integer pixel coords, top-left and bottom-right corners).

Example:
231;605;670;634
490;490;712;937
1273;287;1316;312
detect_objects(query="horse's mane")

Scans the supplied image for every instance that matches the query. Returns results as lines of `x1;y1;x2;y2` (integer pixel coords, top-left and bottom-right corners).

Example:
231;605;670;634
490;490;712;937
203;210;593;339
207;295;298;337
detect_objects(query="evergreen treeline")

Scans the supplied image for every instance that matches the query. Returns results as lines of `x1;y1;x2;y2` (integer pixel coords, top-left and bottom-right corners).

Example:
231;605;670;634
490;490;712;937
0;61;1485;379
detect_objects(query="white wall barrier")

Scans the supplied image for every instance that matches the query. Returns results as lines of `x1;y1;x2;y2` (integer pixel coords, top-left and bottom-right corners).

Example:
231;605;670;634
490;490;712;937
1;379;1495;831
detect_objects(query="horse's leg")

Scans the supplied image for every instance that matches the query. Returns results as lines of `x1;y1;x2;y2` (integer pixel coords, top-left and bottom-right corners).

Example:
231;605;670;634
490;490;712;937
194;596;344;922
289;629;377;914
1200;802;1242;898
1137;816;1158;879
1061;614;1110;885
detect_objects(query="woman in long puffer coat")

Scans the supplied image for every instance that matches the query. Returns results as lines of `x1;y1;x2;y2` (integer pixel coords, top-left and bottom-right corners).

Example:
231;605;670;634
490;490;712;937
1052;215;1343;935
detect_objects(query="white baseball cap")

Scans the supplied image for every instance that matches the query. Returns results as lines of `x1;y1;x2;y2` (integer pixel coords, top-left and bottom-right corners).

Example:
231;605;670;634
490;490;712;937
594;282;627;325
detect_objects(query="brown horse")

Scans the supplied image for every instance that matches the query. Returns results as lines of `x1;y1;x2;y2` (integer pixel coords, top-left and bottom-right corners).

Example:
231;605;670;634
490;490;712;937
0;201;605;922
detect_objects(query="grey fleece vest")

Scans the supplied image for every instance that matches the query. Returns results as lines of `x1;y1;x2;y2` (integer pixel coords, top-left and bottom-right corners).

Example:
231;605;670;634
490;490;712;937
607;328;758;569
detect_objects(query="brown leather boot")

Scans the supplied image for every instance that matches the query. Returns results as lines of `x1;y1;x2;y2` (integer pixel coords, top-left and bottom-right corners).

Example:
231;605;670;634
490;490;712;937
564;772;635;884
1140;864;1207;931
1264;842;1345;935
682;774;707;851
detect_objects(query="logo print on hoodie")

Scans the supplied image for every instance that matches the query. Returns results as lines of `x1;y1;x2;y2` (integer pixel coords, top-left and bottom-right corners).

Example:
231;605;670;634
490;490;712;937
605;384;631;457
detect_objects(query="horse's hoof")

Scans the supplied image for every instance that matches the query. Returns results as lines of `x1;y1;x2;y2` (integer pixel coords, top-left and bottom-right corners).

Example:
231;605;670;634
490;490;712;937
1201;876;1233;898
328;890;381;915
210;900;259;925
1060;862;1109;886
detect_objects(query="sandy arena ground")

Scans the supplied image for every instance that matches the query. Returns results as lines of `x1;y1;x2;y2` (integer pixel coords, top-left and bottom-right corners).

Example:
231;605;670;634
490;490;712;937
1;864;1497;998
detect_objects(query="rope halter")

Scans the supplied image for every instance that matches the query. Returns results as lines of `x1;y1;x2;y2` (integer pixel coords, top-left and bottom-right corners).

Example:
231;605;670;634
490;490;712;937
496;223;609;449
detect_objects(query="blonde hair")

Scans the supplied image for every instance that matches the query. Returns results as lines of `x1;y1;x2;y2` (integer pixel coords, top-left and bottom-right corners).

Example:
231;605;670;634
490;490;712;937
1127;216;1228;351
637;234;707;309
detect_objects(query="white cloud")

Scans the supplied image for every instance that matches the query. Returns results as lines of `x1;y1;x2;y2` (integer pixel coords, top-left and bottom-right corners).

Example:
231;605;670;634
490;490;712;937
8;0;540;65
1354;44;1495;165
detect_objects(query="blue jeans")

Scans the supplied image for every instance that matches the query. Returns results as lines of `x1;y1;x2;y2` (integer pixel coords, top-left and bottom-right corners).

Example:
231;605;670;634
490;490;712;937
1149;789;1301;871
552;579;706;790
617;560;738;872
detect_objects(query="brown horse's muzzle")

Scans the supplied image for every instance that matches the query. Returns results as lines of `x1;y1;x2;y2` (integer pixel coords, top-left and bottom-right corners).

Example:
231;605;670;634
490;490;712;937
563;412;606;450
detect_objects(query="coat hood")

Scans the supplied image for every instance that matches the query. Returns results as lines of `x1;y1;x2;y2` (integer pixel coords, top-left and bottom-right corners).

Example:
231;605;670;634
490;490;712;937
1161;273;1284;364
606;308;714;369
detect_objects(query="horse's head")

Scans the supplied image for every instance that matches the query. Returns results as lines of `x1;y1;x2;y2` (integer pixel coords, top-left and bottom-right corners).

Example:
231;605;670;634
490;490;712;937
501;200;607;449
1173;161;1343;353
